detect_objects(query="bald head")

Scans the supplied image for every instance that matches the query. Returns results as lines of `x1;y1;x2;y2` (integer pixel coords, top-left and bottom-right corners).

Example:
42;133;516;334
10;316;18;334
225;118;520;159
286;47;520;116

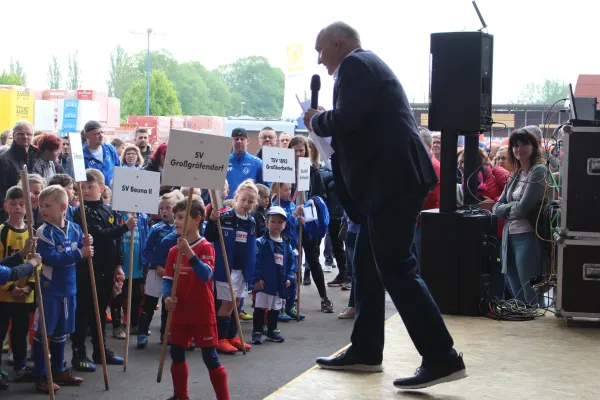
315;21;362;76
318;21;361;46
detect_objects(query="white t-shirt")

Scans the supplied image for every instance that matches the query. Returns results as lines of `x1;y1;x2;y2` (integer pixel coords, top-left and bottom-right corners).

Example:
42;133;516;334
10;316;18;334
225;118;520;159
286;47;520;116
89;146;103;162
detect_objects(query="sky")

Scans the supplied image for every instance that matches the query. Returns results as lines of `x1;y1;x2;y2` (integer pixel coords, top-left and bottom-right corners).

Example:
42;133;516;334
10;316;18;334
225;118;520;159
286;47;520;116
0;0;595;108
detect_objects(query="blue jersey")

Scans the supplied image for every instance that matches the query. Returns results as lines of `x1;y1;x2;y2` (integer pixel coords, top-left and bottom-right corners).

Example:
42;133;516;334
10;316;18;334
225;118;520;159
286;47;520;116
156;231;179;268
83;143;121;187
118;212;148;280
36;220;84;297
143;221;176;270
226;152;263;199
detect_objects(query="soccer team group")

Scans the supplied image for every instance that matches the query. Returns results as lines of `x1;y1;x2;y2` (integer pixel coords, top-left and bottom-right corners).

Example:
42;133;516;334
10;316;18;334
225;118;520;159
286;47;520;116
0;164;310;400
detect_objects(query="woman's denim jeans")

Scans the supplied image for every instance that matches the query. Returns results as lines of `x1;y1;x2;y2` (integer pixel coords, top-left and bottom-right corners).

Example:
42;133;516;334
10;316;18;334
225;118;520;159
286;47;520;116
505;232;544;306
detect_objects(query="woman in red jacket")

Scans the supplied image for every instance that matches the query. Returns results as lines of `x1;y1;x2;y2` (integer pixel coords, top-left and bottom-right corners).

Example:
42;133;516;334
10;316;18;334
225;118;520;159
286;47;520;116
458;147;509;202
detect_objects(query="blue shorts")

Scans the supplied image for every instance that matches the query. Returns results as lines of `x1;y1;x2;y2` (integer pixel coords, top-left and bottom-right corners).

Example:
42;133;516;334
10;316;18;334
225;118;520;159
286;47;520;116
34;294;76;336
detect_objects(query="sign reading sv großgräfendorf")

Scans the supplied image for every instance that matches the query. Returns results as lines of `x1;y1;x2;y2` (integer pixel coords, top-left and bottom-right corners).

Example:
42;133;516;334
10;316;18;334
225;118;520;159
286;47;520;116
162;129;232;189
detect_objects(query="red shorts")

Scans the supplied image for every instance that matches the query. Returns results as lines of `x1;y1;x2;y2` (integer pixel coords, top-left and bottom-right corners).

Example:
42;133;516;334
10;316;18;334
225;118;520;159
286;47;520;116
170;324;218;348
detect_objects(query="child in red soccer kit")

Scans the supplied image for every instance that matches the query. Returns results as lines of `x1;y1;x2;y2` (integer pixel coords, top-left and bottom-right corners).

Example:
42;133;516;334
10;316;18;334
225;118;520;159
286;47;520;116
163;196;229;400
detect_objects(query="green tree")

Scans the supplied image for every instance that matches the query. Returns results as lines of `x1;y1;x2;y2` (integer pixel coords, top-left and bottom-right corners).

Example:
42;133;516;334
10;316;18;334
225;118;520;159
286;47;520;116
0;71;23;85
67;51;81;90
107;45;136;98
518;79;568;104
121;69;182;116
47;55;62;89
9;59;26;85
216;56;285;118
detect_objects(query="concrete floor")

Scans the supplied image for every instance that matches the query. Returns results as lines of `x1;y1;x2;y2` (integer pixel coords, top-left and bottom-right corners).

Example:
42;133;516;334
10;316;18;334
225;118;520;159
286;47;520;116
0;265;399;399
269;313;600;400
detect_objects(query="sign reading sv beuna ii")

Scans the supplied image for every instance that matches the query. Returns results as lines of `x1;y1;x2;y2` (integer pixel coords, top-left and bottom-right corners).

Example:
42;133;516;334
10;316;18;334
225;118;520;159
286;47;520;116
162;129;231;190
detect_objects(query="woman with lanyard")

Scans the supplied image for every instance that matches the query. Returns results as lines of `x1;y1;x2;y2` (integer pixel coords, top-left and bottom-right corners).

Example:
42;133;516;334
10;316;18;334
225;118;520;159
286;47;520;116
288;136;334;313
493;129;547;307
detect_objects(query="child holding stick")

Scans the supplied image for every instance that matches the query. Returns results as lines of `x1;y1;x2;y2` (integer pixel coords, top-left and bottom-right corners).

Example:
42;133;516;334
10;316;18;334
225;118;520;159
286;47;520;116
71;169;136;372
138;190;183;349
205;179;258;354
35;185;93;393
163;196;229;400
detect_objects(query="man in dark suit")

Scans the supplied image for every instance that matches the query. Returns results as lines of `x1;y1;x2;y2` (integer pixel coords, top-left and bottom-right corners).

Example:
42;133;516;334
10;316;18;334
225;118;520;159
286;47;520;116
303;22;467;390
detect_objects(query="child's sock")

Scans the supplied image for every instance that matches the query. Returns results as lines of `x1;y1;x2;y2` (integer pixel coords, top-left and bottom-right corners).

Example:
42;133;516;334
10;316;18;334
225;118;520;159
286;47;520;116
32;334;46;379
50;335;66;374
267;310;279;334
208;365;230;400
252;308;264;333
171;361;189;399
226;312;237;339
216;316;230;340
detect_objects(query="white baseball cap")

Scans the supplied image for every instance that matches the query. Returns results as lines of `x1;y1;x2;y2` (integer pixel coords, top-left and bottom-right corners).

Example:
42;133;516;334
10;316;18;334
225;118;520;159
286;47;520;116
267;206;287;219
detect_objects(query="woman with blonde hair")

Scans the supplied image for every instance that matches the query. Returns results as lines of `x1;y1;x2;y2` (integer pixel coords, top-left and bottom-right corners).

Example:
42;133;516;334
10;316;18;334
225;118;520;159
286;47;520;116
120;144;144;169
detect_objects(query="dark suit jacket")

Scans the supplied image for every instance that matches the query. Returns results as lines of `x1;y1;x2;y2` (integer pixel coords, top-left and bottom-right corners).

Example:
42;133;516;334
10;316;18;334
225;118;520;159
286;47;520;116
312;49;438;222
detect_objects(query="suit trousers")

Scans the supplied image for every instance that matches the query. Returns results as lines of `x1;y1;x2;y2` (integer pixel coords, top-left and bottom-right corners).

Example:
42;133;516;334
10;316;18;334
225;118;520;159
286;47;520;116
350;190;457;367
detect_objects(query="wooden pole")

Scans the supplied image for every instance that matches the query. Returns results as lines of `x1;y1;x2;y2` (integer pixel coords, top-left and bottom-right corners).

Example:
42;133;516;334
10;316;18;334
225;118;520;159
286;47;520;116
156;190;194;382
210;190;246;355
21;167;55;400
123;214;136;372
77;182;110;390
296;191;304;321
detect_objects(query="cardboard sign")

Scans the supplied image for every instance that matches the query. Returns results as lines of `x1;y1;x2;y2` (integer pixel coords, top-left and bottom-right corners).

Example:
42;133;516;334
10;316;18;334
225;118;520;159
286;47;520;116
262;146;295;183
162;129;231;189
111;168;161;214
297;157;311;191
68;131;87;182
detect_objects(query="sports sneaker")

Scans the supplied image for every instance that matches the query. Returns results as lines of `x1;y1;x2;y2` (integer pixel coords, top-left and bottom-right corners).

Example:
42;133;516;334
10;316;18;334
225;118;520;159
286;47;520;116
105;310;112;323
0;369;7;378
341;283;352;291
321;297;334;313
6;349;14;365
137;334;148;349
323;265;333;273
251;332;262;345
113;326;126;340
286;307;306;321
239;311;253;321
263;326;281;335
53;368;83;386
338;307;356;319
14;366;36;382
266;331;285;343
229;337;251;351
216;339;237;354
35;379;60;393
72;349;96;372
303;270;311;286
2;342;9;352
278;310;292;322
94;348;124;365
187;338;195;351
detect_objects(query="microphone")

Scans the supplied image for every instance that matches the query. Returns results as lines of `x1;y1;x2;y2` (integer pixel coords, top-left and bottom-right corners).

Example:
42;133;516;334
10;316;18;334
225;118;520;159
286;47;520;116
310;74;321;110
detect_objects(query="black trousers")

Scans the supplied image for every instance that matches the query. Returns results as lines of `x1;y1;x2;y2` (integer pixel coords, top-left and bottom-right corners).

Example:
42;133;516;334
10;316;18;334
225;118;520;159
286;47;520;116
302;231;327;299
72;269;113;353
137;294;167;336
0;302;30;369
111;278;144;328
327;218;347;276
350;191;457;366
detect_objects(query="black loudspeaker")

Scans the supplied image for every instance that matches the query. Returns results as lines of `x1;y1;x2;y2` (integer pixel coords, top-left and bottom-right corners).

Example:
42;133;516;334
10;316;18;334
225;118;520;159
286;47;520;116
420;210;498;316
428;31;494;132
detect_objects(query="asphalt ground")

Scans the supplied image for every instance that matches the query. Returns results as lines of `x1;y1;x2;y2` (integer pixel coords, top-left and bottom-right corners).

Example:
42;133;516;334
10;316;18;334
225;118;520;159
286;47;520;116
1;261;397;400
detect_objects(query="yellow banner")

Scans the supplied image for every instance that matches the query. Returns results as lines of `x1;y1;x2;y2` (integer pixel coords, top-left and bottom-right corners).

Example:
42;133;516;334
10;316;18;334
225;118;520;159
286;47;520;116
287;44;304;73
0;90;34;131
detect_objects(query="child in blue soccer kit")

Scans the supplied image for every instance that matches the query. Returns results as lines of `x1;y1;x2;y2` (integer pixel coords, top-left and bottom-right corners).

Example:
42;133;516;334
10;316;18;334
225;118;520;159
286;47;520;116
34;185;94;393
252;206;297;344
